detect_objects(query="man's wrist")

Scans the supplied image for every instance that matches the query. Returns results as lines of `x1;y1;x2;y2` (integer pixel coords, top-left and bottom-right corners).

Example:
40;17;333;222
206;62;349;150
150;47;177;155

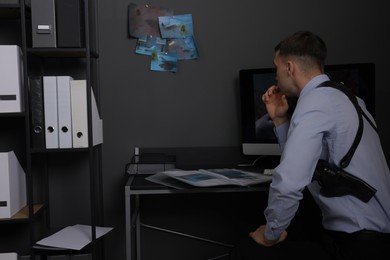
264;237;278;246
273;116;289;127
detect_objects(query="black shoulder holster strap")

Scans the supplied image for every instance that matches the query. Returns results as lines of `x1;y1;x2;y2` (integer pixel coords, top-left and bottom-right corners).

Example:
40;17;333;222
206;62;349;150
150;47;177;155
317;80;377;167
313;80;377;202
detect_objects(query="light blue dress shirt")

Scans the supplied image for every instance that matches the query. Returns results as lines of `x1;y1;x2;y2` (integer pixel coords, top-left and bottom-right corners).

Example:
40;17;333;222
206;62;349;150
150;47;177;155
264;74;390;241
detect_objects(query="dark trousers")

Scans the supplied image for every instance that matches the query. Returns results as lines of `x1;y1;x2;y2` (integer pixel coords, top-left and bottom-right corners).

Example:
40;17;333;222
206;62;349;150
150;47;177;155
230;234;332;260
321;230;390;260
230;230;390;260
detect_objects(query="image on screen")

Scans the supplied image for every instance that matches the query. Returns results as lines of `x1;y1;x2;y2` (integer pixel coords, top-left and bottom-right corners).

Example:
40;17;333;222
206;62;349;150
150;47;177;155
253;73;277;139
239;63;375;156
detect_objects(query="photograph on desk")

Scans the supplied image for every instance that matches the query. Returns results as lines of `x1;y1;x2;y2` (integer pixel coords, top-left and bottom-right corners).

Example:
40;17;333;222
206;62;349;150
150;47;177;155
149;168;272;188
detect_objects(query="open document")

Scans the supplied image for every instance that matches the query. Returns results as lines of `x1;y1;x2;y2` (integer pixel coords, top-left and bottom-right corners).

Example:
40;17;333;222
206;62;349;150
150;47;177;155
156;169;272;187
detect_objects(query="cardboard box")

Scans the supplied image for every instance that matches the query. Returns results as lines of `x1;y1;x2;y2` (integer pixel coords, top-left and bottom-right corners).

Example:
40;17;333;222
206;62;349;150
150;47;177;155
0;151;27;218
0;45;24;113
0;252;18;260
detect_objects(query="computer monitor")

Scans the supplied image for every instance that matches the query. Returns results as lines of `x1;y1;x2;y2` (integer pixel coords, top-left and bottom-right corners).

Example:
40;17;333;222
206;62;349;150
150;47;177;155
238;62;375;156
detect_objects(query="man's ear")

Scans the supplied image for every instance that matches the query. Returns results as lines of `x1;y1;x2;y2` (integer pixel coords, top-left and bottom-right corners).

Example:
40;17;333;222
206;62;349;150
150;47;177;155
286;61;293;75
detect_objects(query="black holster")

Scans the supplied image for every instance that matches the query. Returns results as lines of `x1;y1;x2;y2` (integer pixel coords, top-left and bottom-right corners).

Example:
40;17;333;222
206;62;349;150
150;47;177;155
313;159;376;203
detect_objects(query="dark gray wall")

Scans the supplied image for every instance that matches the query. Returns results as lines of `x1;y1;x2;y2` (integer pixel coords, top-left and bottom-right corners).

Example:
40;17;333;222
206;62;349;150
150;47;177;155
97;1;390;259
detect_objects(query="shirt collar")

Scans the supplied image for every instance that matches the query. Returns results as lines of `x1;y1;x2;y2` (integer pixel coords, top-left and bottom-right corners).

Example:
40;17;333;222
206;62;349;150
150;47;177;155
300;74;331;98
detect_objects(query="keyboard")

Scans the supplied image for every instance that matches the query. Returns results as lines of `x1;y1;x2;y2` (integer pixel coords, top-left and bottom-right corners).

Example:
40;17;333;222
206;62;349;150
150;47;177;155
263;169;274;176
236;165;274;175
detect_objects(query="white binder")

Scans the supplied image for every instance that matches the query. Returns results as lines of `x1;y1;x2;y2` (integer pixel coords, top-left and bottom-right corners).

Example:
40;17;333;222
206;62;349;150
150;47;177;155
70;80;103;148
43;76;59;149
0;45;24;113
57;76;73;148
91;88;103;146
0;151;26;219
70;80;88;148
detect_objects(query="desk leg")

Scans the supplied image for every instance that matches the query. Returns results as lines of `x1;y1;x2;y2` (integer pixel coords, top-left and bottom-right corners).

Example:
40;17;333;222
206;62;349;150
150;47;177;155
135;195;141;260
126;192;141;260
125;189;131;260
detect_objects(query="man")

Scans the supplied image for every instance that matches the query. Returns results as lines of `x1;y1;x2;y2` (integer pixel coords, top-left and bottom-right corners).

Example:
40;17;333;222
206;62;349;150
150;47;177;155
234;31;390;259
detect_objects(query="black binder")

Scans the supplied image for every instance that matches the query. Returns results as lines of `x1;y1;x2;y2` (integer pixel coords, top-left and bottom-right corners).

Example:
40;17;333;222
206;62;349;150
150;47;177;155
56;0;85;47
29;76;45;149
31;0;57;48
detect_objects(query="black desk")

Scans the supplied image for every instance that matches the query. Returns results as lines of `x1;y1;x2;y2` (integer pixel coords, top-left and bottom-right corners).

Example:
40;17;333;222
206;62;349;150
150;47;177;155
125;173;270;260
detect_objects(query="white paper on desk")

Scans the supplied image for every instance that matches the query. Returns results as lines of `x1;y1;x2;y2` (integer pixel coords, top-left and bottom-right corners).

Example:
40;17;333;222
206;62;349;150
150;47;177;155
36;224;113;250
161;169;272;187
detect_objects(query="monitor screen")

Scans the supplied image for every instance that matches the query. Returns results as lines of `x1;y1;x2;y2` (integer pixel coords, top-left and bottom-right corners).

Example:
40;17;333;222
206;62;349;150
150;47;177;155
238;62;375;156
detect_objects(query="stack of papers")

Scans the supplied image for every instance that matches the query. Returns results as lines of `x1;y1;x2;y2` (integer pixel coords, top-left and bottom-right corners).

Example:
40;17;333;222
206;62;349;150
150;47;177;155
147;168;272;188
35;224;113;250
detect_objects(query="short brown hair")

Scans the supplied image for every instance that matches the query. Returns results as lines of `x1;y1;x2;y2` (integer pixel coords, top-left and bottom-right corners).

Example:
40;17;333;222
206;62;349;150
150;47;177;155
275;31;327;69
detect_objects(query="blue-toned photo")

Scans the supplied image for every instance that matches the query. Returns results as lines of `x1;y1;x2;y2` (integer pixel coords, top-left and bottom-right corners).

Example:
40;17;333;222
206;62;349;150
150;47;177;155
179;173;217;182
158;14;194;38
150;52;177;72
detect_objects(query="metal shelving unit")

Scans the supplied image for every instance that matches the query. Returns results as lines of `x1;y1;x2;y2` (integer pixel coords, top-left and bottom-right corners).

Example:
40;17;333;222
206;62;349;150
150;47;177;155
0;1;103;259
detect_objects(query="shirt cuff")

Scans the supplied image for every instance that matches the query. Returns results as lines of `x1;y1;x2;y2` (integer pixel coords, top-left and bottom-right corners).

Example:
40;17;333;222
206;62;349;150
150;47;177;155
274;120;289;144
265;223;279;241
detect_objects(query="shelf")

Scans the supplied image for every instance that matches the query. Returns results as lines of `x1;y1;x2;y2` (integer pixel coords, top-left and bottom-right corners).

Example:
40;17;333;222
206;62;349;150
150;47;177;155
0;5;19;16
0;204;44;223
27;48;99;58
33;240;92;256
30;147;90;153
0;112;24;118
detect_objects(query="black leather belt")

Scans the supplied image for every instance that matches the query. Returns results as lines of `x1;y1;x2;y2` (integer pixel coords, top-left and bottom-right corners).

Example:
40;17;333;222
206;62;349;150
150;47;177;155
326;230;390;241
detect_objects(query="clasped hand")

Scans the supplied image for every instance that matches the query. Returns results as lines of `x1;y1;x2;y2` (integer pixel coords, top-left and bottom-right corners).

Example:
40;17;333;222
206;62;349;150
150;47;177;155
249;225;288;247
262;85;289;127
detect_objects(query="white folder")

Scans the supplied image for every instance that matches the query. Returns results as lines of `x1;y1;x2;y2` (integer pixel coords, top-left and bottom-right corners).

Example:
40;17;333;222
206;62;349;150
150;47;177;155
43;76;59;149
0;151;27;219
70;80;88;148
91;88;103;146
57;76;73;148
0;45;24;113
70;80;103;148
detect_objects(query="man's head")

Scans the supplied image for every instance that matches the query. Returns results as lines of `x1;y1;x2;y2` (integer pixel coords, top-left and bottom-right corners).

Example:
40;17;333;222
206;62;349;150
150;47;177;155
273;31;327;96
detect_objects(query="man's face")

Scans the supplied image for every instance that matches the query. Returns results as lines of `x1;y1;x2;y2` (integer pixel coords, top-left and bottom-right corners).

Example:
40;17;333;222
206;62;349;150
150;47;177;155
273;51;298;97
274;52;289;94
